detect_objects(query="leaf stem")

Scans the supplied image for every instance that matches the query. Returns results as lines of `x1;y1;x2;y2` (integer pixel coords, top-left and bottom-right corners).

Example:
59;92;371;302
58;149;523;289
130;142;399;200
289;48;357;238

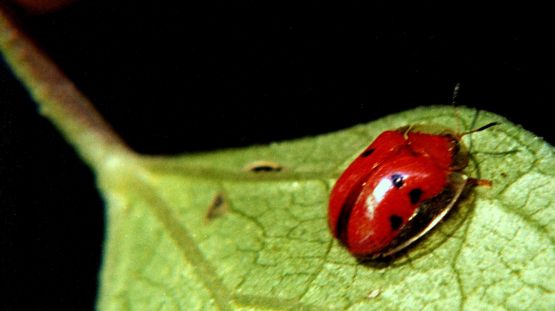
0;6;133;170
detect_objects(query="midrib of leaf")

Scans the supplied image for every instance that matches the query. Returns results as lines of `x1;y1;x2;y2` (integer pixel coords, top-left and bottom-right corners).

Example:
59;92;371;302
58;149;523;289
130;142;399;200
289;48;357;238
143;160;337;182
120;167;233;310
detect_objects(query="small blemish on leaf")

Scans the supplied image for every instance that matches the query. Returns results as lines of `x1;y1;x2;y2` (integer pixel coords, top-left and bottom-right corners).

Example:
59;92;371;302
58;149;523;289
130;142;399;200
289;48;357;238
367;289;381;299
206;192;229;221
242;160;283;173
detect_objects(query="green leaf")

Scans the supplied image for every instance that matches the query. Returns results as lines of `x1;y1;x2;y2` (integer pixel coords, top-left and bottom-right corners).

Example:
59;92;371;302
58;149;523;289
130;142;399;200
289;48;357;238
95;107;555;310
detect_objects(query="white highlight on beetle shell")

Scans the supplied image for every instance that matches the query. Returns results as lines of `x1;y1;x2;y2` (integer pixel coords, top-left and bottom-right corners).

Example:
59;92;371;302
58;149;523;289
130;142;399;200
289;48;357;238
365;193;377;219
365;177;393;219
373;177;392;203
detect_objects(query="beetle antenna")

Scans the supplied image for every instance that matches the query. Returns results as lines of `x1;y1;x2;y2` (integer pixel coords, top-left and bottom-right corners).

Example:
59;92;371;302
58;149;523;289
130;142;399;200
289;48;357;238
451;82;464;133
460;122;500;137
451;82;461;106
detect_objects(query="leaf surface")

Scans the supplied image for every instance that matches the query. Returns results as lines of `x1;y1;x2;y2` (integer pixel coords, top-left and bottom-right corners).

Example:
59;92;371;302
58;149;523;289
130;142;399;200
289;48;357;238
96;107;555;310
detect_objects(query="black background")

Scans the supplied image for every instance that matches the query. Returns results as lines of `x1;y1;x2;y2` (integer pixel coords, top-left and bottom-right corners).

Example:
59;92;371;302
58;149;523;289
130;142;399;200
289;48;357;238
1;1;553;310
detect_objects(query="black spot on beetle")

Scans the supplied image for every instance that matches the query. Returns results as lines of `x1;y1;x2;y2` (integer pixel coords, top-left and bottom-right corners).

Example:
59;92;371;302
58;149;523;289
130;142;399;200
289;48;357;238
409;188;423;204
391;174;404;188
389;215;403;231
360;148;375;157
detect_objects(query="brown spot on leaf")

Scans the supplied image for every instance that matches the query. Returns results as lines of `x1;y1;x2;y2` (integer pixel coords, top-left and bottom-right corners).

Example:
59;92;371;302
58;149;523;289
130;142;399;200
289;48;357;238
206;192;229;221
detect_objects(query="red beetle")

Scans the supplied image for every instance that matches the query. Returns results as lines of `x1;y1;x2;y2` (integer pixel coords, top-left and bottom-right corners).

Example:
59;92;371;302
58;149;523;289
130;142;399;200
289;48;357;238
328;123;497;259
